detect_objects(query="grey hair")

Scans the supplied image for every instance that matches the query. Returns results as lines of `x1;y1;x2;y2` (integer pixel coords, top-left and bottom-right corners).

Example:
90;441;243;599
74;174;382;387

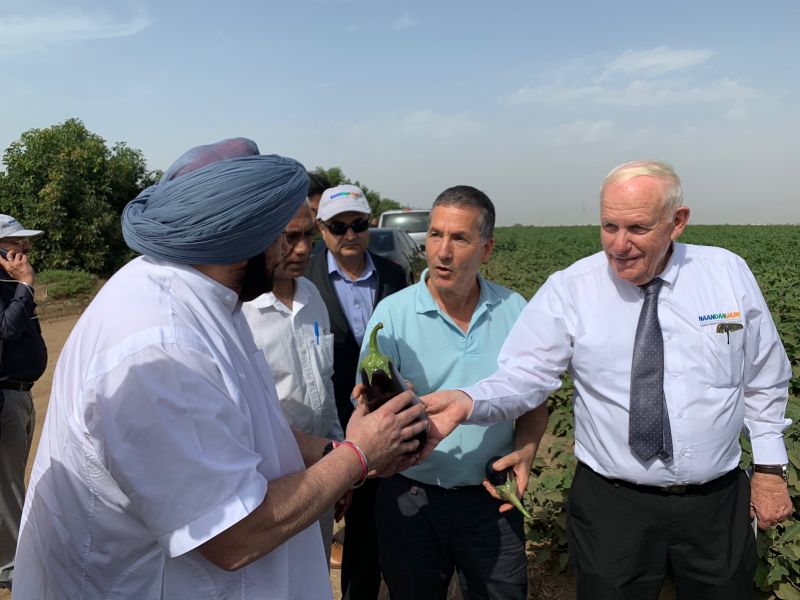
430;185;495;241
600;160;683;220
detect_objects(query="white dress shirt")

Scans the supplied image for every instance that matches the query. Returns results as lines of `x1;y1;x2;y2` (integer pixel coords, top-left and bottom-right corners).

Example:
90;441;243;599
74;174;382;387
463;243;792;486
14;257;331;599
243;276;342;440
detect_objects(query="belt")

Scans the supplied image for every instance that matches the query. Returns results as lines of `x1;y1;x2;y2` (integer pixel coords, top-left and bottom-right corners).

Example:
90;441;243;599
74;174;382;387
582;463;741;495
0;380;34;392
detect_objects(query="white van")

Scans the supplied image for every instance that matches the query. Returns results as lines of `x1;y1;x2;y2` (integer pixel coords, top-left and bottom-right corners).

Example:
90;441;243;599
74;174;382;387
377;209;430;249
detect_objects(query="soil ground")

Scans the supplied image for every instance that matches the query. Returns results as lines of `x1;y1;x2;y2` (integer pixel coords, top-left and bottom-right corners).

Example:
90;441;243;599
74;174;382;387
3;288;677;599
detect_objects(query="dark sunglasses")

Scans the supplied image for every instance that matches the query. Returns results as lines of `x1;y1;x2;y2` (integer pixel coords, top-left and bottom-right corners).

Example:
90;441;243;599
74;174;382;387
323;219;370;236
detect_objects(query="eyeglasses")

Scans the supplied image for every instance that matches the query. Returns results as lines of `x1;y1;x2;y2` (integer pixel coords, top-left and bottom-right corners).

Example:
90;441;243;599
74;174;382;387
284;230;315;246
322;219;370;236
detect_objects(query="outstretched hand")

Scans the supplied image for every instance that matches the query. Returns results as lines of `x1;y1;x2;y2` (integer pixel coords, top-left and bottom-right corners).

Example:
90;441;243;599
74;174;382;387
418;389;473;461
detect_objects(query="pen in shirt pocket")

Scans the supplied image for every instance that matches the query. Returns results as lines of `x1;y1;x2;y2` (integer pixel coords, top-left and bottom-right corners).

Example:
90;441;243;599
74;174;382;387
715;322;743;344
314;320;320;345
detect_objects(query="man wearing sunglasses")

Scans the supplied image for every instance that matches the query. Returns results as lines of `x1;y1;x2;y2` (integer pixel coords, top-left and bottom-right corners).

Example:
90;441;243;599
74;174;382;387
0;214;47;591
306;184;408;600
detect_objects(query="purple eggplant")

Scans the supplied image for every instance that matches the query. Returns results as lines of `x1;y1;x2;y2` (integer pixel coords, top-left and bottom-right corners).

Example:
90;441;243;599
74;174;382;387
485;456;532;520
359;323;428;449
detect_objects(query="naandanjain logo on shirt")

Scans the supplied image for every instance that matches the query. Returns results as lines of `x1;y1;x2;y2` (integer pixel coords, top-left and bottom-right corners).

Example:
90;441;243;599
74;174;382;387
698;311;741;324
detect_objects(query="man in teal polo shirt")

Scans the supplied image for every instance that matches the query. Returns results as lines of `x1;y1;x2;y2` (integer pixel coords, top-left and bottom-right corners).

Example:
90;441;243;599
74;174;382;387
358;186;548;600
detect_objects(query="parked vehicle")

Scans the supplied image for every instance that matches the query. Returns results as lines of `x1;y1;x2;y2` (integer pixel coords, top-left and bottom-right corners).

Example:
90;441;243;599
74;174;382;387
368;228;425;284
377;208;430;249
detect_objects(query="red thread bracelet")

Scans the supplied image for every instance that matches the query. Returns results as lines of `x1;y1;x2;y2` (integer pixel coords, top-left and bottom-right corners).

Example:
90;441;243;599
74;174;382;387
340;440;369;488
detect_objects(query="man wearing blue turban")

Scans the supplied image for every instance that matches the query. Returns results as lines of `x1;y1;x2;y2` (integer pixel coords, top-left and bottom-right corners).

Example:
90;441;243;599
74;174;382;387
13;139;427;599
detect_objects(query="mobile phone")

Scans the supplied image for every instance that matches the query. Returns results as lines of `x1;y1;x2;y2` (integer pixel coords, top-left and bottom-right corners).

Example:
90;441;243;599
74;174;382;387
0;248;7;259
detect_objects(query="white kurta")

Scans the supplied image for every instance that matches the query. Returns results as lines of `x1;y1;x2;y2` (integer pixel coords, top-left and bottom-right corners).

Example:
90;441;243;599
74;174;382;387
14;257;331;599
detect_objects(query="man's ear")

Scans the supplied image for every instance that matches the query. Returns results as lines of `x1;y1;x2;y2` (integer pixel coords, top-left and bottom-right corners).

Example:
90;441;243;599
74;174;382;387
670;206;690;240
481;238;495;263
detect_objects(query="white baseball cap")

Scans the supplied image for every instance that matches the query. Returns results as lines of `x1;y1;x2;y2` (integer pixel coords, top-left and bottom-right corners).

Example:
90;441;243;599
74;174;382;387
316;185;371;221
0;214;43;239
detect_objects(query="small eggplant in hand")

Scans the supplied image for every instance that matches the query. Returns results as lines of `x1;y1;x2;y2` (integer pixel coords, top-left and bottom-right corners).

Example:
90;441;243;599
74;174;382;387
485;456;532;520
359;322;428;449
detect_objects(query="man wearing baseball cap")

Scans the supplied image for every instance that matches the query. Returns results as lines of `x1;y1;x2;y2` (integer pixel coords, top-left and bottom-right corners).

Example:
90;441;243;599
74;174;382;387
307;184;408;599
0;214;46;591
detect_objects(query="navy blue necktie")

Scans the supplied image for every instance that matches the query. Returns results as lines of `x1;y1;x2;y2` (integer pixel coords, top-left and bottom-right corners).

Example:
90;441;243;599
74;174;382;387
629;277;673;462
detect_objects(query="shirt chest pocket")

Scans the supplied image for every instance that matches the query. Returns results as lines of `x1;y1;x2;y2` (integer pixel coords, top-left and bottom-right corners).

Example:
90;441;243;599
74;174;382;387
314;332;335;380
701;322;745;387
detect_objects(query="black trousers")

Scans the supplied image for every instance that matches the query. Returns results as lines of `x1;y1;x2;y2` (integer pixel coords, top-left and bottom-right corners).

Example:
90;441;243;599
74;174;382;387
567;463;756;600
375;474;527;600
341;477;381;600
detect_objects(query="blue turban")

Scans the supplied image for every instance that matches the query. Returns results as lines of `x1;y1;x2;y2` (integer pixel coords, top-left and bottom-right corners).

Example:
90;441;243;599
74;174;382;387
122;138;309;264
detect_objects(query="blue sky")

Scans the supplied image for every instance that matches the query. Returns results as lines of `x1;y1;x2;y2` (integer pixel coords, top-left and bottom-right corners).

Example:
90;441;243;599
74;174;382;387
2;0;798;225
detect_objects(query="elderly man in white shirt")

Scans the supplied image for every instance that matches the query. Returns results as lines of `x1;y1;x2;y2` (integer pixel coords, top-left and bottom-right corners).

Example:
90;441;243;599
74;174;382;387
421;160;793;600
13;139;427;600
243;200;344;565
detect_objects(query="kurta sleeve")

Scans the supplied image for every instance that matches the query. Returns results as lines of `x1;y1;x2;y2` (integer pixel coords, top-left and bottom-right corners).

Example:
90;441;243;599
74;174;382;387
86;343;268;557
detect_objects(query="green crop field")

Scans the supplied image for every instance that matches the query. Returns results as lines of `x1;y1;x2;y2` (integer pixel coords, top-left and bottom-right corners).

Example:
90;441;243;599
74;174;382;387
482;225;800;600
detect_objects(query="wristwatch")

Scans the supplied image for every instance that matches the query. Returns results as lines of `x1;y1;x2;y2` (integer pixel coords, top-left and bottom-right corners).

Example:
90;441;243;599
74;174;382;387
753;464;789;481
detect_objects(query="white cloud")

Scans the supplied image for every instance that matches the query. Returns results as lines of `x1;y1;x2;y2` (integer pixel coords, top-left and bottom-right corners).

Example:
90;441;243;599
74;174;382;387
602;77;757;107
506;47;757;114
726;103;749;120
601;46;715;79
508;83;603;105
392;12;417;31
0;9;150;54
553;119;616;145
348;109;485;143
397;109;484;140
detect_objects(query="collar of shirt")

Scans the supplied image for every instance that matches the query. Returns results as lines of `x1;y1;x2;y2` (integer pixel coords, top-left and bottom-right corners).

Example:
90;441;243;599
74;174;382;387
415;268;502;331
245;279;311;317
326;249;377;283
611;242;682;300
656;241;682;290
143;256;240;313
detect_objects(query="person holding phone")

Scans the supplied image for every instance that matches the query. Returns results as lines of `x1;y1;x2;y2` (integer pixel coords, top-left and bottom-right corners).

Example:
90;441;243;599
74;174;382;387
0;214;46;591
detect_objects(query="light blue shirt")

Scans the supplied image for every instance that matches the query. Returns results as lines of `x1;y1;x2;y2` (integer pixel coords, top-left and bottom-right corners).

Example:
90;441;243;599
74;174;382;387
358;269;527;488
327;250;377;346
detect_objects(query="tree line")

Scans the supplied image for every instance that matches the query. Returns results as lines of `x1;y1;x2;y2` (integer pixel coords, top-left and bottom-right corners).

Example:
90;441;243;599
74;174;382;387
0;119;402;275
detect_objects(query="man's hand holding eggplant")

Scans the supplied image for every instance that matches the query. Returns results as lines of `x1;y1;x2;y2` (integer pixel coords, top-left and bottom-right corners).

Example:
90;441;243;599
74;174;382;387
345;387;428;477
